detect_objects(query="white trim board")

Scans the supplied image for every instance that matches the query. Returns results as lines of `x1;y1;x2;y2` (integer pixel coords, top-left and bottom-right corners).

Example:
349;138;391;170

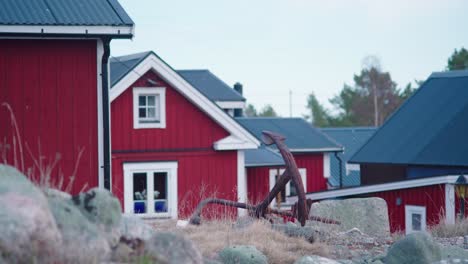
215;101;246;109
110;52;260;150
237;150;247;216
445;184;455;225
0;25;134;37
97;39;105;189
291;148;342;153
287;175;459;203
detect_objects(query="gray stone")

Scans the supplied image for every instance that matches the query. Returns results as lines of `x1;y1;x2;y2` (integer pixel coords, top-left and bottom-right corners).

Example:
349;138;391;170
272;222;317;243
0;165;62;263
385;232;441;264
120;215;155;241
294;255;340;264
218;245;267;264
48;195;111;262
145;231;203;264
72;187;122;247
441;245;468;260
310;198;390;237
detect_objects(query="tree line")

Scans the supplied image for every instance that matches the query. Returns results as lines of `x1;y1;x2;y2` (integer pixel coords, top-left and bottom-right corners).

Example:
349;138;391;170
245;47;468;127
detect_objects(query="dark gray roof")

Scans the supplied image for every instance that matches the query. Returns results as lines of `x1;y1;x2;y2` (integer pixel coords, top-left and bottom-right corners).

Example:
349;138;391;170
245;147;285;167
236;117;342;152
0;0;133;26
321;127;377;187
110;51;152;87
177;70;245;102
350;70;468;167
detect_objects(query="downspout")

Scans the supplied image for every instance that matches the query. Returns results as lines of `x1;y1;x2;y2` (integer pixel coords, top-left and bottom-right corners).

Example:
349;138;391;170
101;37;112;190
334;152;343;189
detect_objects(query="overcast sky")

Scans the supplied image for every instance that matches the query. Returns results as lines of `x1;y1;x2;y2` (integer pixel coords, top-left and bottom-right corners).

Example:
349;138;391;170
112;0;468;117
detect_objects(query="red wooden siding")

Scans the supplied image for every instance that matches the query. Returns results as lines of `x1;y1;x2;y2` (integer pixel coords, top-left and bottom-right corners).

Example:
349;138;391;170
112;150;238;218
363;184;446;233
0;39;98;194
111;71;230;151
247;166;274;204
294;153;326;192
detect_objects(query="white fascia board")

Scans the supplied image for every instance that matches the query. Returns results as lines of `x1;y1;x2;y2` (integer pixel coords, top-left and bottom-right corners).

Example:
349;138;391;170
287;175;459;203
0;25;134;37
214;136;258;150
110;54;260;148
291;148;343;153
216;101;246;109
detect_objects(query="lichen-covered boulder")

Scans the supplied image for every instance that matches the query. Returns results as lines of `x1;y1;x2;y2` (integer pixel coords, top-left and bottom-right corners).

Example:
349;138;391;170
310;198;390;237
0;165;62;262
144;232;203;264
385;232;441;264
218;245;268;264
294;255;341;264
72;187;122;247
120;215;155;241
440;245;468;261
48;195;111;262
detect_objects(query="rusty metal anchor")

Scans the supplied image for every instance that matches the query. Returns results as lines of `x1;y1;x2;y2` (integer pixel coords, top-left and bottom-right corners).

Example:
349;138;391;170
189;130;340;226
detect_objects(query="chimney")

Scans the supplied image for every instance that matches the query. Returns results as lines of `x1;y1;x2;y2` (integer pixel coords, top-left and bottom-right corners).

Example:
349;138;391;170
233;82;243;117
233;82;243;95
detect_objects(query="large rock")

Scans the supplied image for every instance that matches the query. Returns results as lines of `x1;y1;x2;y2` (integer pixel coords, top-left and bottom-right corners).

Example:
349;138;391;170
294;255;340;264
72;187;122;247
385;232;441;264
218;245;268;264
309;198;390;237
0;165;62;262
144;231;203;264
48;195;111;262
120;215;155;241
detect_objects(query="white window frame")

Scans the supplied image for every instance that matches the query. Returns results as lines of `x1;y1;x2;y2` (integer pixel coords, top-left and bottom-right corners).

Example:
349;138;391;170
405;205;426;234
269;168;307;206
133;87;166;129
123;162;178;218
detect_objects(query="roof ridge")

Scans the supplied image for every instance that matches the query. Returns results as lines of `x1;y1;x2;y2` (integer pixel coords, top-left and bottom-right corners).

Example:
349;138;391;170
430;69;468;79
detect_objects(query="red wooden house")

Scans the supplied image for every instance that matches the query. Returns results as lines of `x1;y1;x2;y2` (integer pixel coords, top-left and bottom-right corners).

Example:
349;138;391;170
289;70;468;234
0;0;134;194
109;51;259;218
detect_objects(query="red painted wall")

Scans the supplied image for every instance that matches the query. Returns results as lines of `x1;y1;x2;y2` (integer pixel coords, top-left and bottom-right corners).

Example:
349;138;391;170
247;166;275;204
294;153;326;192
112;150;238;218
364;184;446;233
246;153;326;203
111;69;237;218
111;71;229;151
0;39;98;194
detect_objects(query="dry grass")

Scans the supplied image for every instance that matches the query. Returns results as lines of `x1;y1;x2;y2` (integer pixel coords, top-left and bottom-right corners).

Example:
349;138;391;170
430;217;468;238
151;219;329;264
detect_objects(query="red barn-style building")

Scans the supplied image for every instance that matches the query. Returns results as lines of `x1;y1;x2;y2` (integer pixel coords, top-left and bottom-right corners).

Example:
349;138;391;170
0;0;134;194
109;51;259;218
289;70;468;234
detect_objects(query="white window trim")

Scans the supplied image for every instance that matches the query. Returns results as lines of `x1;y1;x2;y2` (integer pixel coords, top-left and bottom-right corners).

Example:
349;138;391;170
123;162;178;219
323;153;331;178
269;168;307;205
405;205;426;234
133;87;166;129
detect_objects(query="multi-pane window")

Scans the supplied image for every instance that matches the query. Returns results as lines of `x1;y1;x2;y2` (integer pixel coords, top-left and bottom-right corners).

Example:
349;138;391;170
269;168;307;207
123;162;178;218
133;87;166;129
138;94;160;124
